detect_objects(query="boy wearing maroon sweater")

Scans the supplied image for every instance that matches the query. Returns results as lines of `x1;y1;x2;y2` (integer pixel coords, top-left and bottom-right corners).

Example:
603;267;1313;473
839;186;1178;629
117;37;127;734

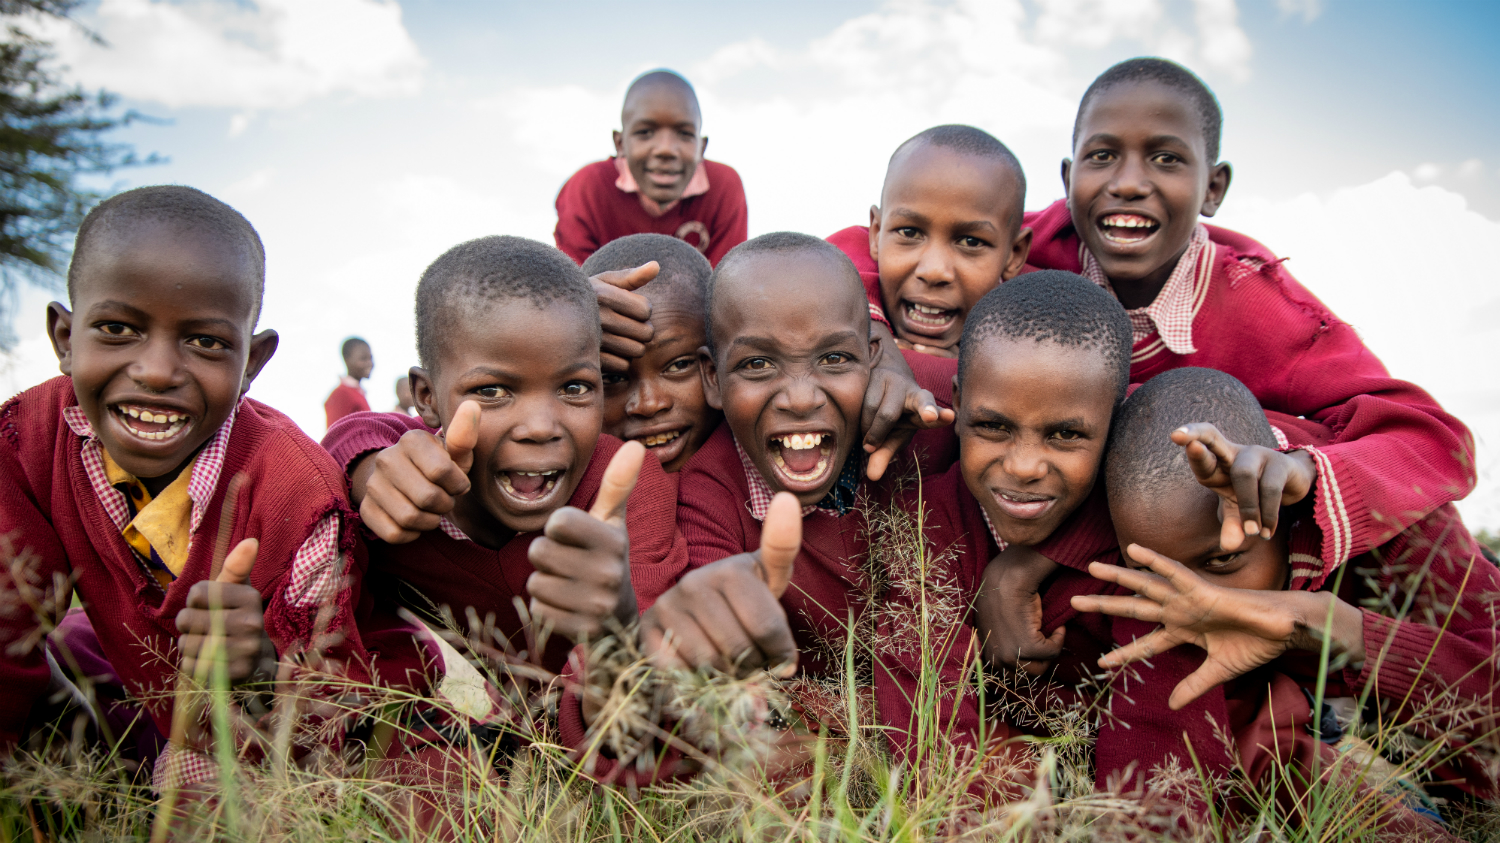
991;57;1478;670
322;237;689;687
1074;368;1498;832
323;336;372;427
554;70;748;267
1;186;368;789
580;233;718;476
826;124;1033;360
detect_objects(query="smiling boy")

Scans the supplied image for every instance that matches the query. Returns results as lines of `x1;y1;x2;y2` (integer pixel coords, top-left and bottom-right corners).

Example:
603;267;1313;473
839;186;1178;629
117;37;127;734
826;124;1033;359
1074;367;1498;827
580;233;719;476
554;70;748;266
0;186;368;788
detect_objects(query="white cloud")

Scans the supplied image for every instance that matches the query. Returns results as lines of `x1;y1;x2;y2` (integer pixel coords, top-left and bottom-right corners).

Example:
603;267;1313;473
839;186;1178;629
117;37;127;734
1275;0;1323;23
30;0;423;110
1191;0;1253;82
1412;162;1442;182
1458;158;1484;178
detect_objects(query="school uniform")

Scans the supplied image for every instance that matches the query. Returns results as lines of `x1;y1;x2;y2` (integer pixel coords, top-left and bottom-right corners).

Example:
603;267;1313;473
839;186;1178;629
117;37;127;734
324;375;370;428
0;376;369;789
553;157;748;266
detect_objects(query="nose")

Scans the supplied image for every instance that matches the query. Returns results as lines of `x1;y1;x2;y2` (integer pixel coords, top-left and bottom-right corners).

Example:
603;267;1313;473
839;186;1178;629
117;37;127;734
773;373;828;418
647;129;681;160
913;240;956;286
1001;438;1050;484
1108;153;1151;201
129;336;186;393
510;395;565;444
625;379;671;419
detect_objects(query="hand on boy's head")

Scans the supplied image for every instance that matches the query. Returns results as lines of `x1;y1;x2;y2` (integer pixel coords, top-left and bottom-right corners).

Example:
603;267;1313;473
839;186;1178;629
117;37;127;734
590;261;658;373
1071;543;1350;710
640;492;800;678
976;546;1064;676
176;538;276;684
525;441;644;640
352;403;478;543
1171;423;1315;548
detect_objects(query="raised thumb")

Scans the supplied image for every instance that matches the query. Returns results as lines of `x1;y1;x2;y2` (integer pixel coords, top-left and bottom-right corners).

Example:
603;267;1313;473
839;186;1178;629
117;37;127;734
612;260;659;292
755;491;801;599
588;440;644;526
216;537;258;585
443;400;481;472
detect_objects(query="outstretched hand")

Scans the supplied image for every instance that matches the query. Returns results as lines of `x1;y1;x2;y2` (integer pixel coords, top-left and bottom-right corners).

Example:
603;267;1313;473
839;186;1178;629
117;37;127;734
176;538;276;684
862;327;954;481
640;492;802;677
1172;423;1315;550
526;440;645;640
591;261;658;373
1070;543;1356;710
352;401;479;543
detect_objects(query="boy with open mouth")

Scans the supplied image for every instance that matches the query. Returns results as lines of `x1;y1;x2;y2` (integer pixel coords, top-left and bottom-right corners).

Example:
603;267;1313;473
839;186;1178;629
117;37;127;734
1;186;370;791
1072;367;1498;831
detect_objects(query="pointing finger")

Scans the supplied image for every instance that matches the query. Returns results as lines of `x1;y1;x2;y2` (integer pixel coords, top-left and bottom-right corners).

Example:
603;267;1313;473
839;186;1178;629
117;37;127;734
755;492;801;598
588;440;644;526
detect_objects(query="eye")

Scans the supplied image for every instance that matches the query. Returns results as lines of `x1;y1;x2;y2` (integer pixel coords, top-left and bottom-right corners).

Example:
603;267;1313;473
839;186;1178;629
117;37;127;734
1151;151;1184;166
1085;149;1116;164
1202;552;1243;572
821;351;855;365
475;385;510;400
602;373;628;387
664;357;695;375
894;226;922;239
97;322;137;337
957;235;991;249
678;129;696;141
560;382;593;397
1051;429;1083;442
739;357;773;371
186;336;229;351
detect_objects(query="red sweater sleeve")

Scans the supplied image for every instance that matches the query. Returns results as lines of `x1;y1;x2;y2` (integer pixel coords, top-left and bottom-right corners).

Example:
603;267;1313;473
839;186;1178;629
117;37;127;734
701;161;748;267
674;429;755;570
553;161;609;265
321;411;433;475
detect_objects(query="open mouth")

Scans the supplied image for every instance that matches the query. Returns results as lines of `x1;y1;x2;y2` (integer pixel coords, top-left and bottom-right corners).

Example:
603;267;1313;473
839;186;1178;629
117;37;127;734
110;403;191;443
768;432;835;489
498;469;563;504
990;489;1057;521
630;426;692;466
1098;213;1160;246
902;300;960;333
645;168;683;187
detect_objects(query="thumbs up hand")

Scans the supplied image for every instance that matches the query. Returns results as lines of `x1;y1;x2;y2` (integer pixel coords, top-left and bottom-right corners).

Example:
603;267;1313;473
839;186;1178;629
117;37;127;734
351;401;480;544
526;440;645;641
176;538;277;684
639;492;802;678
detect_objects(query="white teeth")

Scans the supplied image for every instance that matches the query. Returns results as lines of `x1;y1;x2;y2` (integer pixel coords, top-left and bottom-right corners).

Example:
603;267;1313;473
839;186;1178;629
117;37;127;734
776;432;826;450
127;408;141;418
1103;215;1156;229
512;470;559;477
913;303;946;315
640;430;683;447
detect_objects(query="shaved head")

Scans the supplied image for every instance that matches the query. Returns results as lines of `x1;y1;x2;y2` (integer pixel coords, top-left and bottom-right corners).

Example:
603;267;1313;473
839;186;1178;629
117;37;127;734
623;69;701;129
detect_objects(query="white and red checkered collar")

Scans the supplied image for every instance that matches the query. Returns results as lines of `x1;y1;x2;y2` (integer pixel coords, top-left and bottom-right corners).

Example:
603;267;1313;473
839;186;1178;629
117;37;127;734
733;437;824;522
64;399;241;535
976;506;1010;554
437;515;472;542
1081;224;1211;356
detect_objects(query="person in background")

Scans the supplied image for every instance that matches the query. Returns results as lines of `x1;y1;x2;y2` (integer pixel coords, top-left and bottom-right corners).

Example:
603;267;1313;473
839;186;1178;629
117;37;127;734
393;375;415;416
324;336;373;427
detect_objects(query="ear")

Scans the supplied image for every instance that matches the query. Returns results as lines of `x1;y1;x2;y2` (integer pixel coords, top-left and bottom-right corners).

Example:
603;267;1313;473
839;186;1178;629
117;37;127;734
47;302;73;375
612;130;624;158
868;330;883;369
1199;161;1233;217
409;366;444;429
950;375;962;417
239;329;279;395
699;135;709;157
697;346;723;410
867;204;882;263
1060;158;1073;198
1002;226;1034;281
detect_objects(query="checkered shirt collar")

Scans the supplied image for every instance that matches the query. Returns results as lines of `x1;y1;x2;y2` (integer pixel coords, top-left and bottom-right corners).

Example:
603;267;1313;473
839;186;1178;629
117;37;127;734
1081;223;1210;356
65;400;240;535
437;516;472;542
977;506;1010;554
733;436;861;521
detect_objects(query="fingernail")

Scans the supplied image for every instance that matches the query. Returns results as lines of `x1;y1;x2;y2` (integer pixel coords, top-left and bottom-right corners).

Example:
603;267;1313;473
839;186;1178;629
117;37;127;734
1262;528;1273;539
1244;521;1258;535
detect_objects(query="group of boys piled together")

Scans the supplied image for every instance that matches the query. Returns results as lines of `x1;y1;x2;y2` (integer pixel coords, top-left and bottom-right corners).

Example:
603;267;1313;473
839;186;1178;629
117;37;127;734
2;57;1495;836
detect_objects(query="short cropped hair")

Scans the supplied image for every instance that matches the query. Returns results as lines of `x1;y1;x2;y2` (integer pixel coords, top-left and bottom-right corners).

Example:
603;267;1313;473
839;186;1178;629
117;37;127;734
581;233;712;304
69;185;266;321
1106;367;1276;499
957;270;1132;403
703;232;865;358
414;236;598;372
341;336;369;359
1074;57;1223;163
892;124;1026;200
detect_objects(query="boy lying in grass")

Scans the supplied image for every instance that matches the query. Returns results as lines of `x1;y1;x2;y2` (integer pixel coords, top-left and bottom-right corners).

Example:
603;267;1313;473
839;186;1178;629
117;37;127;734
1074;367;1499;832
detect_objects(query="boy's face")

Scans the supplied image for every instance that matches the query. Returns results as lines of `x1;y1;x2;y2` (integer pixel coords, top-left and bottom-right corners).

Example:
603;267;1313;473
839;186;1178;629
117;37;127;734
602;285;719;472
1113;480;1289;591
955;337;1116;547
48;222;276;482
702;252;878;507
345;343;374;380
612;83;704;207
412;299;603;538
870;144;1030;350
1064;81;1231;289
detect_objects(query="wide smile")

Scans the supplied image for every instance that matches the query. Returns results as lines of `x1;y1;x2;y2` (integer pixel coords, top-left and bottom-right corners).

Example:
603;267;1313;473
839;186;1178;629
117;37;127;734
108;403;193;445
767;431;835;492
496;467;568;511
1096;212;1161;249
628;426;692;466
989;489;1057;521
900;299;961;338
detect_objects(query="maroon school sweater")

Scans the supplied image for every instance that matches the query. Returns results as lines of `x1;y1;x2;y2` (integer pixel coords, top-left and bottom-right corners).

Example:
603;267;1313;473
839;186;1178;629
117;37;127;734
0;377;368;750
321;412;689;684
324;382;370;429
553;158;748;266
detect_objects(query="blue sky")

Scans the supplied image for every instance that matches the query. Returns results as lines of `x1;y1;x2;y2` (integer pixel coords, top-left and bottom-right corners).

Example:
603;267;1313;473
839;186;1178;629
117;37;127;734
4;0;1499;527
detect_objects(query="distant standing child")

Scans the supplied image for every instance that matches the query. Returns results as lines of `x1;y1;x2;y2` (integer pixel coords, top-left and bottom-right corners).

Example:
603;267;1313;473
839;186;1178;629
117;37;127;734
324;336;373;427
554;69;748;266
392;375;415;416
